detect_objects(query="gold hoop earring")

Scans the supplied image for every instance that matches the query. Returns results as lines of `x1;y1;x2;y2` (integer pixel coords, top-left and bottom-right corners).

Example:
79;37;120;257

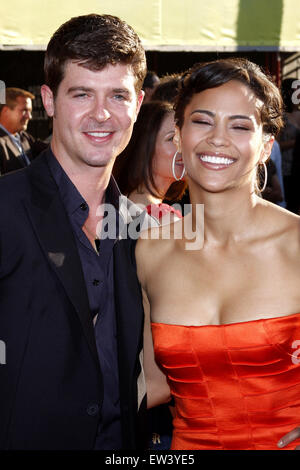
172;151;185;181
255;161;268;193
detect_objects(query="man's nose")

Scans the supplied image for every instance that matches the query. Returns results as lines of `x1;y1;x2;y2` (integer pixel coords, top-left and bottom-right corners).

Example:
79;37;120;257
24;110;32;120
92;98;111;122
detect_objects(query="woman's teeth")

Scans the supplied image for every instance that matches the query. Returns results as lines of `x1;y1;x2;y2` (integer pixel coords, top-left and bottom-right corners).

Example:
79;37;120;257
200;155;234;165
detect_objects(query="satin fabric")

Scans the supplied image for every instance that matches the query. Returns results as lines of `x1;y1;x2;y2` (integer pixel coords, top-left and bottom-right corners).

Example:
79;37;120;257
145;203;182;220
151;313;300;450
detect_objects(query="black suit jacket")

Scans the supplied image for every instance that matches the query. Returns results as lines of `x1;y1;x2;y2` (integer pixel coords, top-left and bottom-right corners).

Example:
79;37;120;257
0;127;48;174
0;149;152;450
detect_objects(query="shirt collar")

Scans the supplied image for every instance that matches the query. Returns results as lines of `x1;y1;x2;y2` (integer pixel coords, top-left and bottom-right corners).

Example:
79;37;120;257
0;124;20;143
0;123;11;136
46;148;121;216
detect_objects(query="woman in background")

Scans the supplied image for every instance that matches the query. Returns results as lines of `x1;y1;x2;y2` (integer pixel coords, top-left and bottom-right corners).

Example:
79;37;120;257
113;100;186;224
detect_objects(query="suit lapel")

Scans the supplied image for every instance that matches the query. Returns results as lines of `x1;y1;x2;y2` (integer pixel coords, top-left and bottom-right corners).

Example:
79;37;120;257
4;136;21;158
0;132;26;168
23;152;100;369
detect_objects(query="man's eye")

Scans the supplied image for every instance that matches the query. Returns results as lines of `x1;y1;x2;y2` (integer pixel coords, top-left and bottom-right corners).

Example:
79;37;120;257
114;94;126;101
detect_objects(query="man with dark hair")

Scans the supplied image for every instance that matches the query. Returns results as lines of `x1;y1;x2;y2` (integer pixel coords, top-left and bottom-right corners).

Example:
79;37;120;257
0;87;47;174
0;14;151;450
142;70;160;102
151;73;182;104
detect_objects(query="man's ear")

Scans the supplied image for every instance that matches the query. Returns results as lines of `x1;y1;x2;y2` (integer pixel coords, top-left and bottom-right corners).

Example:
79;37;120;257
41;85;55;118
173;126;182;152
1;105;11;118
134;90;144;122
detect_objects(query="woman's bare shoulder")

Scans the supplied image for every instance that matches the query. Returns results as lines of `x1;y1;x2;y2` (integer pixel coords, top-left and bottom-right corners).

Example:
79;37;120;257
260;200;300;247
279;208;300;246
136;226;176;262
268;202;300;228
135;222;180;283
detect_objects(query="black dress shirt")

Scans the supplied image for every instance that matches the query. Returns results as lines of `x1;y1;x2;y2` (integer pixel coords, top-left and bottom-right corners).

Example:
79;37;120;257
47;150;122;449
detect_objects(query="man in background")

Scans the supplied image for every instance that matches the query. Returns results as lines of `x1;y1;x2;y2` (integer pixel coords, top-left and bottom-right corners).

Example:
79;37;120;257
142;70;160;102
0;87;47;174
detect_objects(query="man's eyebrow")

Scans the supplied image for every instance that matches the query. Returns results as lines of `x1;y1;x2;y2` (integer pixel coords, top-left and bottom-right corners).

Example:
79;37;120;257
67;86;94;94
190;109;252;121
66;86;131;95
111;88;130;94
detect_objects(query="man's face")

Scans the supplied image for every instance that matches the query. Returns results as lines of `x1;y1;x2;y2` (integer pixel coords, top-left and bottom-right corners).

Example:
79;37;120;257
41;61;144;172
4;97;32;134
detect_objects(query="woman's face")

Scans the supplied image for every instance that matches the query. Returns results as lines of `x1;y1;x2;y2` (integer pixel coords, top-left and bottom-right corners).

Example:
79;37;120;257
175;80;273;193
152;111;179;185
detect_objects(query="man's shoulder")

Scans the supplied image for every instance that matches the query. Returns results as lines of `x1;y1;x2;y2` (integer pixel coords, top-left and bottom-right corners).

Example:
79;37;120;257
20;130;34;138
0;168;30;202
21;130;35;143
0;131;10;144
20;131;49;157
0;150;51;191
0;166;28;183
0;126;8;138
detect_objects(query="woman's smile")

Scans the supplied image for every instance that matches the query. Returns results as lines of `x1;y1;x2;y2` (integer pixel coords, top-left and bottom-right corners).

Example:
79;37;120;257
197;152;236;170
176;80;268;192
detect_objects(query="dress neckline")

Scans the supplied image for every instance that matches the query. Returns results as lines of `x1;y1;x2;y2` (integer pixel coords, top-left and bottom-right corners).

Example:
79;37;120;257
151;311;300;329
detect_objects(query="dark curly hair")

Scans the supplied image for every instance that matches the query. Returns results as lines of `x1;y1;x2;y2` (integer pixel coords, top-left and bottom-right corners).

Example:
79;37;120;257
174;58;283;137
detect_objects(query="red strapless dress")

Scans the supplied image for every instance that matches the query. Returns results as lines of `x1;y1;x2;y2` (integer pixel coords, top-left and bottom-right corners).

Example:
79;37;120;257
151;313;300;450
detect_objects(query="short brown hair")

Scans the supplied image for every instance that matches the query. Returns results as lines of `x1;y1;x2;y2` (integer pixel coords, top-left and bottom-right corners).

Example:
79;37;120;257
151;73;182;104
0;87;35;113
113;100;186;201
44;14;147;97
174;58;283;137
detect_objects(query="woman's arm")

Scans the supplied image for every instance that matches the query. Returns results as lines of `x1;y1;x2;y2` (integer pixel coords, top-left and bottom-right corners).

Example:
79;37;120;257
142;286;171;408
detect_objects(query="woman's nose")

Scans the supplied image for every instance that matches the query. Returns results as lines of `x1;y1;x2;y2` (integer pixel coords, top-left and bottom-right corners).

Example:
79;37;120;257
206;123;229;147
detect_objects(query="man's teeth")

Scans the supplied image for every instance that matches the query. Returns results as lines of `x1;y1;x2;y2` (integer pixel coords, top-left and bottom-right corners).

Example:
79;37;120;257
86;131;111;137
200;155;234;165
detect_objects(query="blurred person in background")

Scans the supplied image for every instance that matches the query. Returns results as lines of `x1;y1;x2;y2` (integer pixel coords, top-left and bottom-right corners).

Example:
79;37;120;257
151;73;182;104
0;87;47;174
113;100;186;224
269;139;286;207
151;73;191;210
277;78;300;212
142;71;160;103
